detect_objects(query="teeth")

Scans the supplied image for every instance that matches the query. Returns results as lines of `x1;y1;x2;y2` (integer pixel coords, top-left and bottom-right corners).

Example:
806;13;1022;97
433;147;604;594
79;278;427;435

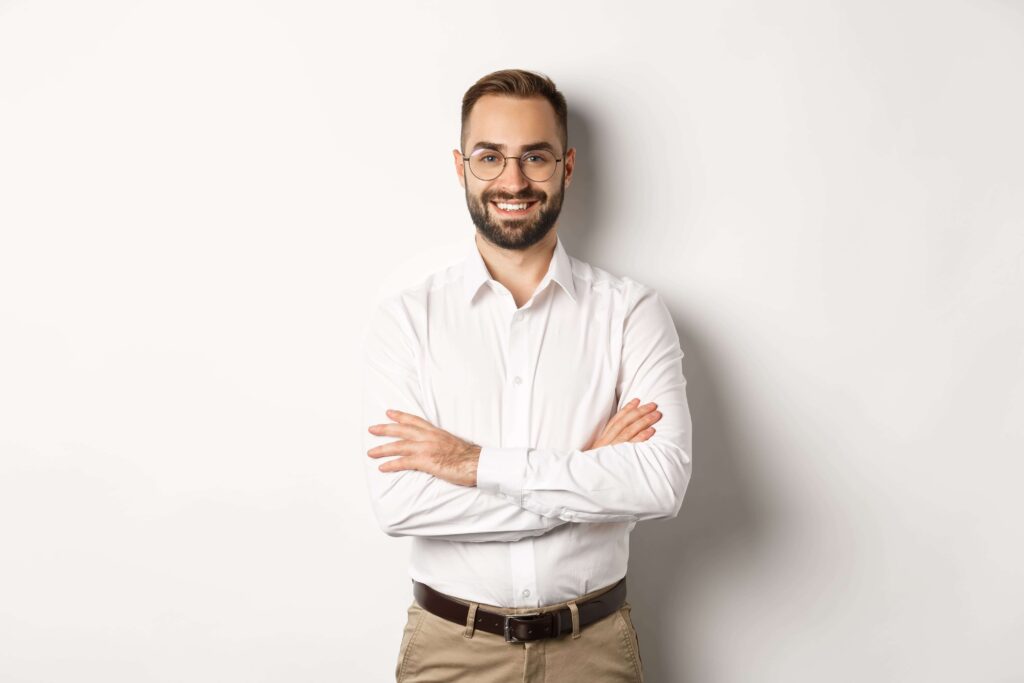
496;202;530;210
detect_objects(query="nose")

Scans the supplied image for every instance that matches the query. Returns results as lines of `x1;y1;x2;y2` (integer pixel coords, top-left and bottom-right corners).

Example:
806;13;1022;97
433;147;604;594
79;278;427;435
494;157;530;193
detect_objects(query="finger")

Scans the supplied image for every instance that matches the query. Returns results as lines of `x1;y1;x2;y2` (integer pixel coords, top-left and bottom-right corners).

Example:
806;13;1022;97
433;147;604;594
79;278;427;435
385;409;435;430
629;427;655;442
601;398;641;441
367;440;414;458
367;422;425;440
614;398;641;423
618;400;657;426
605;400;656;442
620;410;662;441
378;453;428;474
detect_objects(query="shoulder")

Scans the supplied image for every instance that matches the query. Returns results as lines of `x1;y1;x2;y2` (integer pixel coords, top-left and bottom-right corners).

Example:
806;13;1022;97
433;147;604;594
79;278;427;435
568;254;659;311
363;259;464;354
368;252;465;318
575;256;674;339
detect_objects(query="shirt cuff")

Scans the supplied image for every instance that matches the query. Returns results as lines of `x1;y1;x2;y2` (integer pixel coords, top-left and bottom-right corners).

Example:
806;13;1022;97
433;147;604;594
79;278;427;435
476;446;528;503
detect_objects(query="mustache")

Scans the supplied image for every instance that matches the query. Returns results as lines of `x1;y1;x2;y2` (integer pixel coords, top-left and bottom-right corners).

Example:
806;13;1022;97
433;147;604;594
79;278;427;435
485;193;544;203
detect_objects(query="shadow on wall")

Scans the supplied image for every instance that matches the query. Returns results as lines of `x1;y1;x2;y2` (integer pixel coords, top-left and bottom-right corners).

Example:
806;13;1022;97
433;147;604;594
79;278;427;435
558;105;604;248
559;105;774;682
630;319;771;682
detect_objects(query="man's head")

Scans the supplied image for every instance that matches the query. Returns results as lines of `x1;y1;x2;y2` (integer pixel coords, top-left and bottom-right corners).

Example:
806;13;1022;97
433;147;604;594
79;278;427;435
453;69;575;251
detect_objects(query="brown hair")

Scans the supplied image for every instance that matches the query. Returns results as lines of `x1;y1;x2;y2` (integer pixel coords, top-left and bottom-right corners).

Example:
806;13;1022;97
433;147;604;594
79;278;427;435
460;69;568;153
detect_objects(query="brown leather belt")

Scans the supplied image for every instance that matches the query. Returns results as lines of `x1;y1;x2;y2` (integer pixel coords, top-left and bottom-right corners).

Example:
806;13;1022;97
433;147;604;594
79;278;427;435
412;577;627;643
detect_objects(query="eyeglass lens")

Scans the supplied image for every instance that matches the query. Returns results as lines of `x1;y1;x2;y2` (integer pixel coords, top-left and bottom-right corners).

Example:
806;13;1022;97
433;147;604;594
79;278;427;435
468;149;558;182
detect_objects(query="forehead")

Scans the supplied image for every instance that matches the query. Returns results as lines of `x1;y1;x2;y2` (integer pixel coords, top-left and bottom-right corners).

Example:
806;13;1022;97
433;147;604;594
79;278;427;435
465;95;560;149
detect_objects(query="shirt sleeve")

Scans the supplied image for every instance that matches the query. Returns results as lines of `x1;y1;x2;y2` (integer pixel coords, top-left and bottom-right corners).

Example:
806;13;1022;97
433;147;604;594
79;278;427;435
362;295;569;542
476;283;692;524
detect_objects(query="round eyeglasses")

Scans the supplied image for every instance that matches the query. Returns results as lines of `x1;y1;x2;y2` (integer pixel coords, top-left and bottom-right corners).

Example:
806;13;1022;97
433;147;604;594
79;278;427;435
462;148;563;182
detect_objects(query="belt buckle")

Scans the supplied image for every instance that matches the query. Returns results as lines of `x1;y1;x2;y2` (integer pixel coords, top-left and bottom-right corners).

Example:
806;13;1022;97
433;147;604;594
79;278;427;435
503;612;545;643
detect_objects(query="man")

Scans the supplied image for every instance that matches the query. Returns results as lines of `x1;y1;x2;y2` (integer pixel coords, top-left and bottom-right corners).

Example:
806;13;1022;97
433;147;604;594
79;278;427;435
362;69;692;682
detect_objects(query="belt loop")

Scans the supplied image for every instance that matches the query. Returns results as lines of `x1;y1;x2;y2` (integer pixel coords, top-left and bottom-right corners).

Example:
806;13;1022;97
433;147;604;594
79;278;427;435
567;600;581;639
464;602;479;638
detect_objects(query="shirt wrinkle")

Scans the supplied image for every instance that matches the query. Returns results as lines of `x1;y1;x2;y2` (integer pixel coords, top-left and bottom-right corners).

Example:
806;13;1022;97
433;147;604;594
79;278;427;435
363;232;692;608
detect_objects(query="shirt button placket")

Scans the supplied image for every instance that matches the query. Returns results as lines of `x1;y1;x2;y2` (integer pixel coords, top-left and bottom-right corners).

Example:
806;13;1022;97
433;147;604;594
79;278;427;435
506;307;536;607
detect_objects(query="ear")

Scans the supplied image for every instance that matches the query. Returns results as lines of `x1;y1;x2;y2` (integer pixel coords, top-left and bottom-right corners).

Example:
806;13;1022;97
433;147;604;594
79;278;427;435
453;148;466;188
563;147;576;188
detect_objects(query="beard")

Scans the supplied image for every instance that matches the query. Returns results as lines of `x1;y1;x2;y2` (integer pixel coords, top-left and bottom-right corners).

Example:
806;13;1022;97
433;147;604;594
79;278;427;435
465;177;565;250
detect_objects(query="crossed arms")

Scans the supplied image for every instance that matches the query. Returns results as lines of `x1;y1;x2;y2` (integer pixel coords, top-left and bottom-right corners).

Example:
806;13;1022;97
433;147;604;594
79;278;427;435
361;283;692;542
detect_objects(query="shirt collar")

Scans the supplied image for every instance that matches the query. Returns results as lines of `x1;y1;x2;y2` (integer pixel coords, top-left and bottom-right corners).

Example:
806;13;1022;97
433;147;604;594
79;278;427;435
462;233;578;306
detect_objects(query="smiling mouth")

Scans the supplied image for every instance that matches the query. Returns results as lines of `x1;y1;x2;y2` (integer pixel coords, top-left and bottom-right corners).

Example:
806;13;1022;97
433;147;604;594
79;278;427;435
490;200;539;216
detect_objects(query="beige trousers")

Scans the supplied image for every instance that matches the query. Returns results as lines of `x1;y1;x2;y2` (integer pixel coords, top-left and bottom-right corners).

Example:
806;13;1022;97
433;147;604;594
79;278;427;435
394;581;645;682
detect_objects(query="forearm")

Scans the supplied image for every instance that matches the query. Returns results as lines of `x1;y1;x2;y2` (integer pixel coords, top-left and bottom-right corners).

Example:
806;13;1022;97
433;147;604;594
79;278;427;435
363;304;569;542
478;282;693;524
476;423;691;524
365;456;568;541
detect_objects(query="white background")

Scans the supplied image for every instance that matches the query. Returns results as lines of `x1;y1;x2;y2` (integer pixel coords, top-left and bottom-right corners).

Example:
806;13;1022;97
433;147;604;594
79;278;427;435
2;1;1022;681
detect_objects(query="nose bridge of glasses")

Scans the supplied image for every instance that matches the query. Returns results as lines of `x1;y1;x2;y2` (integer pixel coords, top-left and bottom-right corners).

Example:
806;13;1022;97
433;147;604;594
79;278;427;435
500;155;530;183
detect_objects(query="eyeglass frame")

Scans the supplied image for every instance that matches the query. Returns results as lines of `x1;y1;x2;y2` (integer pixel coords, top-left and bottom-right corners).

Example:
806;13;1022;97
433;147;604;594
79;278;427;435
461;147;565;183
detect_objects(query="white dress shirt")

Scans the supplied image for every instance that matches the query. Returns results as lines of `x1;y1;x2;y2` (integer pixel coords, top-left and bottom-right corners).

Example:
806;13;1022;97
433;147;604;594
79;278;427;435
362;234;692;608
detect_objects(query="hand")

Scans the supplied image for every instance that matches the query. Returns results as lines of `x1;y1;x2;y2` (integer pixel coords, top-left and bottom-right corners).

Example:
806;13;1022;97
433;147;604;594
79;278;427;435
367;409;481;487
584;398;662;450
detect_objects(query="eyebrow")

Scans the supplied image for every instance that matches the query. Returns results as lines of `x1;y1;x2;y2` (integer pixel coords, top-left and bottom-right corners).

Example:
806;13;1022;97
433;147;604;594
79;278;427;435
471;141;559;155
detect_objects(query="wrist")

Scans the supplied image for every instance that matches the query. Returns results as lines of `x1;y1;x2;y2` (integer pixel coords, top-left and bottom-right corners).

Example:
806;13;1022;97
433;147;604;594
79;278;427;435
468;444;481;486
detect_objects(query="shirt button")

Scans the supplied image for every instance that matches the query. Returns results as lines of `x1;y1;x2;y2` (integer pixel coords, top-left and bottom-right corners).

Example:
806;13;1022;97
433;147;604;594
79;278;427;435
513;376;522;385
513;312;523;322
522;589;531;598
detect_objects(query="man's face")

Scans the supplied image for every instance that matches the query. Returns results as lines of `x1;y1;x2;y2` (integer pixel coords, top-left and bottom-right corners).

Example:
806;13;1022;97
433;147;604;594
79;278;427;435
454;95;575;250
